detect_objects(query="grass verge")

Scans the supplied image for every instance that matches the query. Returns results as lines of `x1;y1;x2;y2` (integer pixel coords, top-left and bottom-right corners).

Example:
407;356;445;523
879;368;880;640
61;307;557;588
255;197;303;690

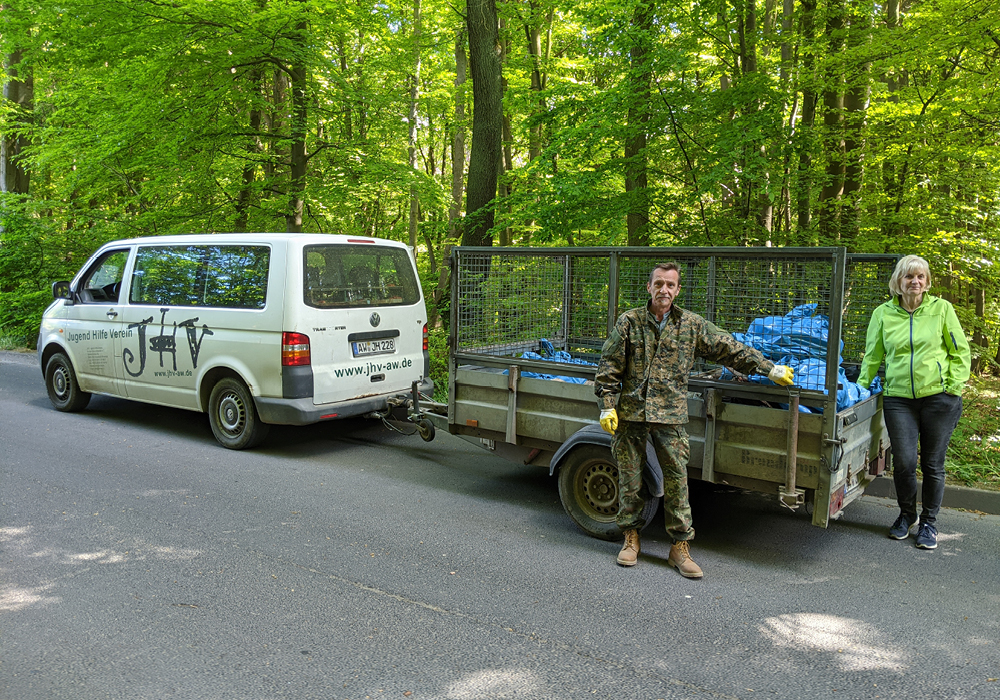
946;373;1000;491
0;336;33;353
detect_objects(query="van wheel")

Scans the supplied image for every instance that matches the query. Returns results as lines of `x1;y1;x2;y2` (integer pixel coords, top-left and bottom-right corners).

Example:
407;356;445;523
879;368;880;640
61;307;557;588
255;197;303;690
45;352;91;412
208;377;269;449
557;445;659;541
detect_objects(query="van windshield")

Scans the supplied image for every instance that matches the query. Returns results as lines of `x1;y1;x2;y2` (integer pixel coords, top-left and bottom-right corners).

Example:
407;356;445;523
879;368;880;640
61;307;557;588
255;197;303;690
303;244;420;308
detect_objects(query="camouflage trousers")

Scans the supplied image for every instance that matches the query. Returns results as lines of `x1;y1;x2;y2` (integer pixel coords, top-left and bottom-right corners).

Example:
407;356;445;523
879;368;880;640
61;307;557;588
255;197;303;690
611;420;694;542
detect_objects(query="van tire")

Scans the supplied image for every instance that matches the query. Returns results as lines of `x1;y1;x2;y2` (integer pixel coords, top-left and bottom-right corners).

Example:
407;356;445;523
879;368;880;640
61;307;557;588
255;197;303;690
557;444;659;541
45;352;91;412
208;377;269;449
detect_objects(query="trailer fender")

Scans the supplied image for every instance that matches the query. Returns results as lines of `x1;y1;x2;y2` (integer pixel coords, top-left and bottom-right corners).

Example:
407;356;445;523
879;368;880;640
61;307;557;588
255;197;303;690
549;424;665;498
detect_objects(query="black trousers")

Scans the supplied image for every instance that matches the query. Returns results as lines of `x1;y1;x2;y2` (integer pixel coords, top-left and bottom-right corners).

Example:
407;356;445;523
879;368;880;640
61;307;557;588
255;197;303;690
882;392;963;526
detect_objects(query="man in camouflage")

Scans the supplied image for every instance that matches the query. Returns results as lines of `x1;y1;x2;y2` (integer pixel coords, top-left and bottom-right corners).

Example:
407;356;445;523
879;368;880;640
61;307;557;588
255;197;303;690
595;263;794;577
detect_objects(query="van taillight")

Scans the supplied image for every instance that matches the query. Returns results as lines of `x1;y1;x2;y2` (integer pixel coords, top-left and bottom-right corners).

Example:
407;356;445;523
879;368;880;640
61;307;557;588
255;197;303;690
422;324;428;351
282;332;311;366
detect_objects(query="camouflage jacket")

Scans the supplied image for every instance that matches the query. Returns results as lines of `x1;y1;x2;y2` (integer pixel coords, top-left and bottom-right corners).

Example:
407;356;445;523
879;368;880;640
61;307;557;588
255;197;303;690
595;304;775;424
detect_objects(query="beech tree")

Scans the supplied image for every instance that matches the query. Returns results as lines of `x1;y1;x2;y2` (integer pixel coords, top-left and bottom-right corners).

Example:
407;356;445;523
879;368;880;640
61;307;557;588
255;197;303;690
1;44;31;196
464;0;503;247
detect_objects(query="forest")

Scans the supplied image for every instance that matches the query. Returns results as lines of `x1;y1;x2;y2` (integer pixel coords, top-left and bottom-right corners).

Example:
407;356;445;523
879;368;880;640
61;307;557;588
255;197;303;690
2;0;999;369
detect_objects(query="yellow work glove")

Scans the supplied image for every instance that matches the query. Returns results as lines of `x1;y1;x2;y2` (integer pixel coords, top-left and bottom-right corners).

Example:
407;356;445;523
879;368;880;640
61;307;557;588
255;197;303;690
599;408;618;434
768;364;795;386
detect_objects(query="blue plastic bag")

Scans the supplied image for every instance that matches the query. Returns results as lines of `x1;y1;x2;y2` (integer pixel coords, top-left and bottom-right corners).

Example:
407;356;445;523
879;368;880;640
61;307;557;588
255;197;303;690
729;305;871;410
511;339;595;384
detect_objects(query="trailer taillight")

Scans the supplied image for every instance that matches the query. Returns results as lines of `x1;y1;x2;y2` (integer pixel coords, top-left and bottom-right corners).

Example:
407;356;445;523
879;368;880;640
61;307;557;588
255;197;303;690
282;332;311;366
422;324;428;351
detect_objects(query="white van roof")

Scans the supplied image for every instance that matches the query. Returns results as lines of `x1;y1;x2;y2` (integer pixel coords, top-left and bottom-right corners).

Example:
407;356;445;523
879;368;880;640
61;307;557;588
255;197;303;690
103;233;411;249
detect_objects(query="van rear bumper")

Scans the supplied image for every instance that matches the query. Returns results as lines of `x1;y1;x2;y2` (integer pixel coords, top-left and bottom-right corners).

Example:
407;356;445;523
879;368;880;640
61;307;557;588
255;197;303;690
253;377;434;426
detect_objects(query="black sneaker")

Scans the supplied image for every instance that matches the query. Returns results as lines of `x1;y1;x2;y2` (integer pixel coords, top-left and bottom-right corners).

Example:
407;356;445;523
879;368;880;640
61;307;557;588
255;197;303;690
888;513;919;540
915;523;938;549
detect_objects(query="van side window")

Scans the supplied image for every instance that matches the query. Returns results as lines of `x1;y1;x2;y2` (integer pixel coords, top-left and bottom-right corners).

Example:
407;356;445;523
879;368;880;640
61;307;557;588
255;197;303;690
130;245;270;309
79;249;129;303
304;244;420;308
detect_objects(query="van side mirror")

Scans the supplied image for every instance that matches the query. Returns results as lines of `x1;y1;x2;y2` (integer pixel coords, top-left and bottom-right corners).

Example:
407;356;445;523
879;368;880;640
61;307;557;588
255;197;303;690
52;281;74;302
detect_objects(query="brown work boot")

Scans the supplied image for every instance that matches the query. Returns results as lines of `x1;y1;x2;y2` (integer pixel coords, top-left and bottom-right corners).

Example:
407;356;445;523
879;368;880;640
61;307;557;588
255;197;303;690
668;541;703;578
617;529;640;566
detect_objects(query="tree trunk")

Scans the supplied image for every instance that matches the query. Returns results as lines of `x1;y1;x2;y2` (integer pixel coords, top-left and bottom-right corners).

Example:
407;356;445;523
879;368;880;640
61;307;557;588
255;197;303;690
738;0;772;235
499;16;513;246
882;0;907;244
428;241;453;329
525;2;550;162
841;4;872;242
464;0;503;247
625;0;653;246
431;28;468;329
521;3;551;243
716;6;736;213
500;111;513;246
971;286;987;374
796;0;817;239
1;47;32;196
777;0;795;242
286;55;308;233
817;0;846;243
235;67;264;232
450;29;467;241
408;0;422;253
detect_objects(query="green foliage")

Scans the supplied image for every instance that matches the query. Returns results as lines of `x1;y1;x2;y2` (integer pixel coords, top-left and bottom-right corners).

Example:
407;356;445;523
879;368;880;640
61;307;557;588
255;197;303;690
0;201;70;347
426;326;449;403
946;375;1000;491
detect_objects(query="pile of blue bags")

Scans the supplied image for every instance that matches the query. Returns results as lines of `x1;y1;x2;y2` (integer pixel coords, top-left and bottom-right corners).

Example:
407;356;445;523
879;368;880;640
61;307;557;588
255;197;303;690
513;305;876;413
517;339;595;384
724;303;876;411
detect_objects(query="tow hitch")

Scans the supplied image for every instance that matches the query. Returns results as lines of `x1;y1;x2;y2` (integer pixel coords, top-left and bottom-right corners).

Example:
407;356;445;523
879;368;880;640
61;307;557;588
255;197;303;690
370;380;444;442
407;381;436;442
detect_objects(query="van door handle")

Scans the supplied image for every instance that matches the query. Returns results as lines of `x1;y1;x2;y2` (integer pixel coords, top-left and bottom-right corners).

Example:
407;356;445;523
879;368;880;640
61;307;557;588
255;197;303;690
106;309;118;318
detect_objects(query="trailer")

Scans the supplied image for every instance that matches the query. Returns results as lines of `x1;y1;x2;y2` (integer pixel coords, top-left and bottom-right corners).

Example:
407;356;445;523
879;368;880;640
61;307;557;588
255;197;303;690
418;246;897;539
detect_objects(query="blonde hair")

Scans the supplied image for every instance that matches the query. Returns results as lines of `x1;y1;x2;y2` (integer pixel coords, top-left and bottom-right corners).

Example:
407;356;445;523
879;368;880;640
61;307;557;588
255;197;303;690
889;255;931;296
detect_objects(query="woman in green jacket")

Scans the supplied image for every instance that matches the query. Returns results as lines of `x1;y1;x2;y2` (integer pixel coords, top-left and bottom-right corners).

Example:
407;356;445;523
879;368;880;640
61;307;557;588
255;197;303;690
857;255;971;549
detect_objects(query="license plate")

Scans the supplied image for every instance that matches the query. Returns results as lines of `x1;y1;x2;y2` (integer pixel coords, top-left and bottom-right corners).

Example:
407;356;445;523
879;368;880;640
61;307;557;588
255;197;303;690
352;338;395;357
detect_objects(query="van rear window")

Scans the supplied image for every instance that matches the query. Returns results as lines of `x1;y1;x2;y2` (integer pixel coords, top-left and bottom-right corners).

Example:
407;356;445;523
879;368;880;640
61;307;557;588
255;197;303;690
303;244;420;308
130;245;270;309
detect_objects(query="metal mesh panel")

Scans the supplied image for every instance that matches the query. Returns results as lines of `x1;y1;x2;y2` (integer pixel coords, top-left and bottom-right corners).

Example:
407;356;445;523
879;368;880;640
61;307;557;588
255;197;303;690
567;255;611;355
453;248;896;391
843;257;896;364
455;252;570;357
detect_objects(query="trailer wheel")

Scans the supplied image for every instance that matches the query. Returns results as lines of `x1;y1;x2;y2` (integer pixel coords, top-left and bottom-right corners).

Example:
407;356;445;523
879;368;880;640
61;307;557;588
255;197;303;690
416;418;435;442
557;445;659;541
208;377;270;450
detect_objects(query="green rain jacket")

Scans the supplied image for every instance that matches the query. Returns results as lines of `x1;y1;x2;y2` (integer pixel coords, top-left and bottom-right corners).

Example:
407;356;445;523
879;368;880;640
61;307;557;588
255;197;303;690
856;294;971;399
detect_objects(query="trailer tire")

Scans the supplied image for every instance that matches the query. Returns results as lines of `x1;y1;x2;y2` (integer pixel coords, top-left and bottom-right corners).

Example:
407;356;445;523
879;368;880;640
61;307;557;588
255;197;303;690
557;445;659;541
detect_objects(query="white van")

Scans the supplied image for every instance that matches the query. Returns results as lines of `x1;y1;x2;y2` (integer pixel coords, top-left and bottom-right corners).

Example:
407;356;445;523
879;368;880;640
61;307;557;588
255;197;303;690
38;233;433;449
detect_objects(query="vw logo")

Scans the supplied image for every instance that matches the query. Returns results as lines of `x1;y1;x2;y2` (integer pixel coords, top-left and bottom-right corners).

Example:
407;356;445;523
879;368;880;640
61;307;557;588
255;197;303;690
369;312;381;328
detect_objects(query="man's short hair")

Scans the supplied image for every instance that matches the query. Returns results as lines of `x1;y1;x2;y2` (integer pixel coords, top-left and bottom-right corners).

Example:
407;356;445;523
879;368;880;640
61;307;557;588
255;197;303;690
649;262;681;285
888;255;931;296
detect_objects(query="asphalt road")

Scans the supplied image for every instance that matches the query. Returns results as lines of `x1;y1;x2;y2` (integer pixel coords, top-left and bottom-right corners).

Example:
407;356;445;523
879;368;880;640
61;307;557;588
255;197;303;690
2;351;999;700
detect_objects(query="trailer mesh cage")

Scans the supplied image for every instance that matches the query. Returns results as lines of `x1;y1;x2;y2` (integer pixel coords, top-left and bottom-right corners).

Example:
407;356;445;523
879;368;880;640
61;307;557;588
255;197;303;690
451;247;897;403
